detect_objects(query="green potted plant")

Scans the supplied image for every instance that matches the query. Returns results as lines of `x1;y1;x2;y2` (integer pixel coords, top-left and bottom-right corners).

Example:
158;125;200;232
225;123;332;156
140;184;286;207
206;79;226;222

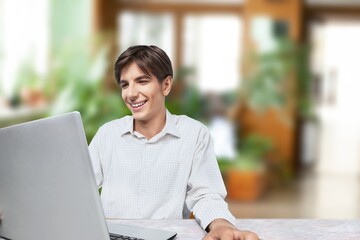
219;134;272;201
234;36;315;186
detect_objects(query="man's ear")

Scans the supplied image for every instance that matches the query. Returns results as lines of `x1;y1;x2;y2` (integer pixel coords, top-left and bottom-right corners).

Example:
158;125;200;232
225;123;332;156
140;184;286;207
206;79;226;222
162;76;173;96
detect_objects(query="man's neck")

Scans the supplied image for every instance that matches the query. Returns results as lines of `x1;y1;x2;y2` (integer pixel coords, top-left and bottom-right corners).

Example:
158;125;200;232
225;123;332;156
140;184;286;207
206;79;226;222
134;109;166;140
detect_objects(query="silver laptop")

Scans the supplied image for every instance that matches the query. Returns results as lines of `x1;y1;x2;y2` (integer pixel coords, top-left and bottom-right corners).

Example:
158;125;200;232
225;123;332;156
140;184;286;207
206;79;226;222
0;112;177;240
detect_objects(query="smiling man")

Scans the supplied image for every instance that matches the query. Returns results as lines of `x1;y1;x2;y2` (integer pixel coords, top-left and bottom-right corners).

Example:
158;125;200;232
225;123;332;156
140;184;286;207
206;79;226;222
89;45;259;240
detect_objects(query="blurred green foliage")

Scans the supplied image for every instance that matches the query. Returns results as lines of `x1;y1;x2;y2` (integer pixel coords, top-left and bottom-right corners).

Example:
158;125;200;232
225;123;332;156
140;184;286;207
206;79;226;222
47;37;130;143
218;133;272;173
166;66;204;121
242;37;314;119
166;85;203;121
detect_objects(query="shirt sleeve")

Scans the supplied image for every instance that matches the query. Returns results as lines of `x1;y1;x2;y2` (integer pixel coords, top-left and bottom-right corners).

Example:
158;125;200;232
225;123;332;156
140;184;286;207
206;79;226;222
88;128;104;188
185;125;236;230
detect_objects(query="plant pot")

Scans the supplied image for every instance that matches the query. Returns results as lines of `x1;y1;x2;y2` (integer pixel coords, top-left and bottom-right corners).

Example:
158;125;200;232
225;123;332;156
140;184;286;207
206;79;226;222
226;169;265;201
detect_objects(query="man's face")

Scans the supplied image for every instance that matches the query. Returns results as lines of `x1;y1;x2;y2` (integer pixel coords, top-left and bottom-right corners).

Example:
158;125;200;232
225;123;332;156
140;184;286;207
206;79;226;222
119;62;171;123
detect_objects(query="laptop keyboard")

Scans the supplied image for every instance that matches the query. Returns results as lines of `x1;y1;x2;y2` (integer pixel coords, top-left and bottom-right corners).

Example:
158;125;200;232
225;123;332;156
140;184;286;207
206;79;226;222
110;233;145;240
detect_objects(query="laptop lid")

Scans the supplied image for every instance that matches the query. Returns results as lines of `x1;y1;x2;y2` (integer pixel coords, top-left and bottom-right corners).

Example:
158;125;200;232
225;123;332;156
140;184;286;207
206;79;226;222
0;112;176;240
0;112;110;240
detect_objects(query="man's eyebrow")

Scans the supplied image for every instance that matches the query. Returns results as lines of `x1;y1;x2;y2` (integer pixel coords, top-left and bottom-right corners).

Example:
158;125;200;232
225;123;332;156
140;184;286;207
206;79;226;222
120;74;152;83
135;74;152;80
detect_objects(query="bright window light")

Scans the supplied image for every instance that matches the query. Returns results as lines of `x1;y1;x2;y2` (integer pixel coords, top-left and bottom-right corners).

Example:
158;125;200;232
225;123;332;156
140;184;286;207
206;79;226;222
1;0;49;97
183;15;242;93
118;11;174;63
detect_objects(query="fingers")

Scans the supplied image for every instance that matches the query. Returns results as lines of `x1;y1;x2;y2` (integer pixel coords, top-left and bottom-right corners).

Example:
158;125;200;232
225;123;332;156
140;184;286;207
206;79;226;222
214;229;258;240
204;225;259;240
204;228;243;240
203;234;218;240
235;230;259;240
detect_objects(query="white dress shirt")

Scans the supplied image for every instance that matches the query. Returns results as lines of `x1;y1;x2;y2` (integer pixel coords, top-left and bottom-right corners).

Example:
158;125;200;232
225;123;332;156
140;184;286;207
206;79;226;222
88;109;236;229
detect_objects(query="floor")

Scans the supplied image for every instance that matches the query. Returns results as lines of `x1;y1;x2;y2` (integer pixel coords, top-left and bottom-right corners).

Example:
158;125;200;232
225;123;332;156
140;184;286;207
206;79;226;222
228;169;360;219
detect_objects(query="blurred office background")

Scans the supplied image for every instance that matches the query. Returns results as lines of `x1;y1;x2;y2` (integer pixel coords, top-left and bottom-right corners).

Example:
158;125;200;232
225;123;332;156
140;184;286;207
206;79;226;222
1;0;360;218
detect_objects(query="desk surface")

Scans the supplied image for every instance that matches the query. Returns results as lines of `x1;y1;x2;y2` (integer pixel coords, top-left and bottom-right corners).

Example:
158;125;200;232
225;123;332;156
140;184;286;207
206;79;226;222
1;219;359;240
108;219;360;240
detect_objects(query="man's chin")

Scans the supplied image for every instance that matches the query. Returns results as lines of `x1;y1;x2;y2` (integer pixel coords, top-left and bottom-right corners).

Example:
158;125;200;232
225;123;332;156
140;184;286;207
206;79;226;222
132;112;147;121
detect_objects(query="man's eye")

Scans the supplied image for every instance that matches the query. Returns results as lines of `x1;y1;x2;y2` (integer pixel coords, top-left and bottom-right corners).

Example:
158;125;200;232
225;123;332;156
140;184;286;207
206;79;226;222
139;80;149;85
120;83;128;88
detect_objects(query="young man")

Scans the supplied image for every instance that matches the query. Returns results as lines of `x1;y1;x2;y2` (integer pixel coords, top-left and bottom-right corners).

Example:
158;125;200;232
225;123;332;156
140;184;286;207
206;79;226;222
89;45;259;240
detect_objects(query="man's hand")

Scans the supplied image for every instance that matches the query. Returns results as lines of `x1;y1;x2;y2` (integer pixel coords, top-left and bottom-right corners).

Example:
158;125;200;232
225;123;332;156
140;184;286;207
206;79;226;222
203;218;259;240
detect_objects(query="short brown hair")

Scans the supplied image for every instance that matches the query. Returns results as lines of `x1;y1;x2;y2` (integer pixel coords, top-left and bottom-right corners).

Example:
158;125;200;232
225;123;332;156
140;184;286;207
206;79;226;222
114;45;173;84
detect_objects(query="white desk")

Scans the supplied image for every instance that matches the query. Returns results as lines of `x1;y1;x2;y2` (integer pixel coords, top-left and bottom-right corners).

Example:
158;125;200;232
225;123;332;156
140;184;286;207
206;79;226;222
108;219;360;240
1;219;359;240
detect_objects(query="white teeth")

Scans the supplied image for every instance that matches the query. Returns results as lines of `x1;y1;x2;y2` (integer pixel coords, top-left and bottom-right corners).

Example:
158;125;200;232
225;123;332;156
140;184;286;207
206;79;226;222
130;101;146;108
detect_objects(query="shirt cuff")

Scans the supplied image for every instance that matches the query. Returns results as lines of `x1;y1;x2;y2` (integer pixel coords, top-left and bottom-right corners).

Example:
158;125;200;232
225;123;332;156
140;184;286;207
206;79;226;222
193;201;236;230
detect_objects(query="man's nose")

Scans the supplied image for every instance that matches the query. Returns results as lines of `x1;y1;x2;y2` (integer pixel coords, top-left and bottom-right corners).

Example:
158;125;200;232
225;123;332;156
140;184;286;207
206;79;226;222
127;84;139;99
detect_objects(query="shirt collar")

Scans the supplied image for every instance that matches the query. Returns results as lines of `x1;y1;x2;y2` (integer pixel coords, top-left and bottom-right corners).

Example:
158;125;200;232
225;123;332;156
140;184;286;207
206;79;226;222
163;109;181;138
119;109;181;138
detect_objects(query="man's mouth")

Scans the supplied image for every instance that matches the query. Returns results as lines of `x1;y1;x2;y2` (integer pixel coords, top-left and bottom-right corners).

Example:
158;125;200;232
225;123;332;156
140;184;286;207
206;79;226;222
129;100;147;108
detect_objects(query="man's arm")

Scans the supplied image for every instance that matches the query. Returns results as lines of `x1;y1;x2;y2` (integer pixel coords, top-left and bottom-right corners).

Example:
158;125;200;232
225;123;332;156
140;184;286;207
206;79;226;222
185;125;235;229
88;128;104;188
185;125;259;240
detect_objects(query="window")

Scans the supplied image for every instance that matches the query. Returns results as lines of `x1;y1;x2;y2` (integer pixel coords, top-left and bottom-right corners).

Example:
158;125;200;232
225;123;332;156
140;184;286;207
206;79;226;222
0;1;4;94
0;0;49;98
183;15;242;93
117;10;243;94
118;11;175;61
310;19;360;175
